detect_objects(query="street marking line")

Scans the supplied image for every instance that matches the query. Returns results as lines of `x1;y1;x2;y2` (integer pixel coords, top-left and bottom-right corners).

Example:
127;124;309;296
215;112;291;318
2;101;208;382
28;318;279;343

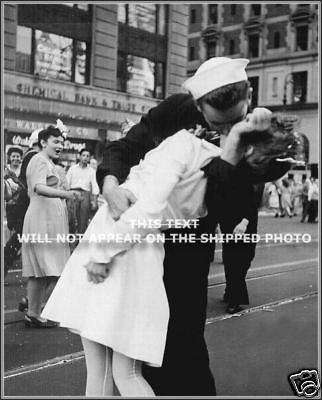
4;261;318;320
4;351;85;379
5;239;319;274
213;239;318;253
215;238;319;253
4;291;318;380
6;269;22;274
208;258;318;281
206;291;318;324
208;271;291;288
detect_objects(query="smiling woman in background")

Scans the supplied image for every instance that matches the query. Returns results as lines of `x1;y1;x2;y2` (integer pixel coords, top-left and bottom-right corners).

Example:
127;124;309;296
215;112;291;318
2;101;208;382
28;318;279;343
21;125;80;328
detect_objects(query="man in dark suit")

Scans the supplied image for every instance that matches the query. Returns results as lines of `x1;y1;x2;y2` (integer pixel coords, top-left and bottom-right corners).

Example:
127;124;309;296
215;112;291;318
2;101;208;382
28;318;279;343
217;181;264;313
96;57;289;395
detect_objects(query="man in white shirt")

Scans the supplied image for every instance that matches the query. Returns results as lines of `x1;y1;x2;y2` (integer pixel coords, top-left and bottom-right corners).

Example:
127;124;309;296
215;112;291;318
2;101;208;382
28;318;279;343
67;149;99;234
308;177;319;223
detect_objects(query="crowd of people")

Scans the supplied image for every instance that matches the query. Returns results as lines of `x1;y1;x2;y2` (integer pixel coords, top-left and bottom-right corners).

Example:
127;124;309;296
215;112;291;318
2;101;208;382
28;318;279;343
265;175;319;222
3;56;318;397
4;126;99;284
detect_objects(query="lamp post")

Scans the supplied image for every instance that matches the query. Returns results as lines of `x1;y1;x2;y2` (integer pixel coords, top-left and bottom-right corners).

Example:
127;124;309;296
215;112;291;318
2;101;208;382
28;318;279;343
283;73;294;106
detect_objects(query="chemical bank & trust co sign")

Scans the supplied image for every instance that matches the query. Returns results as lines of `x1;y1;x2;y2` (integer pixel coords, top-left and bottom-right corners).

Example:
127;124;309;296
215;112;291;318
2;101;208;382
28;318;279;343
5;72;157;115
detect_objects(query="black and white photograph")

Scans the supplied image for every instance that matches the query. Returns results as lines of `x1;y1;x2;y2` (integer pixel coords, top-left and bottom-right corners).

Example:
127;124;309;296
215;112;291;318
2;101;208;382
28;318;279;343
2;1;320;397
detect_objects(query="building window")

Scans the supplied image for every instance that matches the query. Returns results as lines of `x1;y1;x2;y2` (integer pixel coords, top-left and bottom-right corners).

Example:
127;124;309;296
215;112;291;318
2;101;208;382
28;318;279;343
189;46;196;61
231;5;236;16
249;76;259;107
35;30;73;82
35;30;88;83
74;41;87;84
296;25;308;51
118;4;127;23
117;53;165;99
209;4;218;24
248;33;259;58
292;71;307;103
16;25;32;73
117;52;127;92
190;8;196;24
229;39;235;54
63;3;89;11
155;62;165;99
157;5;167;35
128;4;156;33
272;77;278;97
118;4;167;35
251;4;261;16
207;41;217;59
16;25;89;84
274;32;281;48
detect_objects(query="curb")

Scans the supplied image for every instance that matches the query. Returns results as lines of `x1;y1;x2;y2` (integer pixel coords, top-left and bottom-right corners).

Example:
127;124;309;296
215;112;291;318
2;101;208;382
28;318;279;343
4;310;25;325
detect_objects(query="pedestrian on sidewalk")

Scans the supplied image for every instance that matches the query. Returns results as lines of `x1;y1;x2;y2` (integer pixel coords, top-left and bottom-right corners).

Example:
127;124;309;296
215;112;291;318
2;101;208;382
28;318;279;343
5;146;24;233
219;182;264;313
280;178;293;217
266;181;281;217
21;125;80;328
300;176;311;222
66;148;99;235
4;146;25;277
307;177;319;223
4;132;43;269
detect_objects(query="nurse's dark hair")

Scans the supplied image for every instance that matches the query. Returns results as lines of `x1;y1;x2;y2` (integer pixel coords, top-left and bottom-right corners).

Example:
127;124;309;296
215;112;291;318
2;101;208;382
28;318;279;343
197;80;250;111
242;113;299;180
38;126;64;148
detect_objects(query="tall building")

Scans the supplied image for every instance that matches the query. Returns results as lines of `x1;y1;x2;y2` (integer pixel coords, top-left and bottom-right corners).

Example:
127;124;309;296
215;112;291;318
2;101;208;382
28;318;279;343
187;3;319;171
3;3;189;165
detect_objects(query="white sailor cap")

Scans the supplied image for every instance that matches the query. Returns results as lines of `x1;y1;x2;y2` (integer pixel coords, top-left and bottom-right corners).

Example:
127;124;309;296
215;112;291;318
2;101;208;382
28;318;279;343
183;57;249;100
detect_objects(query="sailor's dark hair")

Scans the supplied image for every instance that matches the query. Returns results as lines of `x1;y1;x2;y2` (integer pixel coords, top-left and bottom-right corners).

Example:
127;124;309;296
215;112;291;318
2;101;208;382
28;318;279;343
197;80;250;111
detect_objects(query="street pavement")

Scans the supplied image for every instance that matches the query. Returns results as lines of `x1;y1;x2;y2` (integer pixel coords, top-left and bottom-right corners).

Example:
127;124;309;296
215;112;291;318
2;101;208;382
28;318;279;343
3;215;320;397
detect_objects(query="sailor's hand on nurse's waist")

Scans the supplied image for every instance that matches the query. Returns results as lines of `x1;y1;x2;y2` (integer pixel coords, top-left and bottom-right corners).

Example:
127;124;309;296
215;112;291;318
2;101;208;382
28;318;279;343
102;176;137;220
85;262;111;284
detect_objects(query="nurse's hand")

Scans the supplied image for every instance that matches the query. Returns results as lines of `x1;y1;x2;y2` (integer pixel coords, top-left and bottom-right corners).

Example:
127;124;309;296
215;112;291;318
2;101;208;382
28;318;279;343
86;262;111;284
102;175;137;220
231;107;272;138
221;108;272;166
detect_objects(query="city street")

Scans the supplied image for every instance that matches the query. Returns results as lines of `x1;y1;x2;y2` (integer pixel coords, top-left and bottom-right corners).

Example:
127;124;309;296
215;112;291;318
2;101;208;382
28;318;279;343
3;2;319;398
3;215;319;397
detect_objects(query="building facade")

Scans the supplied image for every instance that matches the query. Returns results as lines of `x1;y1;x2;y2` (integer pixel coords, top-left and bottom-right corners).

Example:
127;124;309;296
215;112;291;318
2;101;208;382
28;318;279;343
3;3;189;165
187;3;319;170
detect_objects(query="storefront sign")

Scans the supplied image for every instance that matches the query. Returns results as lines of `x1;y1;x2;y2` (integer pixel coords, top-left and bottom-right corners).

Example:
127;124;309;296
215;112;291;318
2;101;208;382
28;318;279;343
4;118;99;141
15;82;147;113
9;134;86;152
6;73;157;115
